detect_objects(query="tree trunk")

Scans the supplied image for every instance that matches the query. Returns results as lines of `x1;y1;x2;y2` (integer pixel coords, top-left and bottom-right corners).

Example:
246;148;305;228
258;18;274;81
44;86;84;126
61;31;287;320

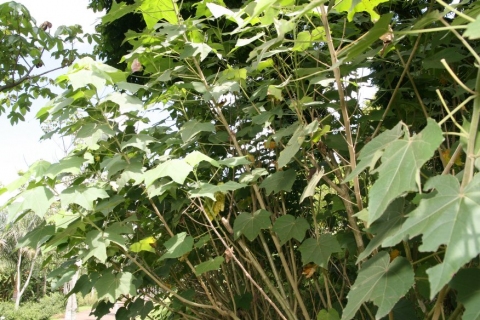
64;270;79;320
14;250;22;310
15;247;39;310
43;269;47;296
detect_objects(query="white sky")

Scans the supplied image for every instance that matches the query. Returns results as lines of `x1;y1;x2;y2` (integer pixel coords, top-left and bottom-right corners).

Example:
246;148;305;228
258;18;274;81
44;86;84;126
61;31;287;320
0;0;103;188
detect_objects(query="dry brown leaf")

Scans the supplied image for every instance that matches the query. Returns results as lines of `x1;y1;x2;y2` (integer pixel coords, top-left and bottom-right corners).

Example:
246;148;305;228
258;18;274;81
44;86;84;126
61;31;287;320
302;263;317;278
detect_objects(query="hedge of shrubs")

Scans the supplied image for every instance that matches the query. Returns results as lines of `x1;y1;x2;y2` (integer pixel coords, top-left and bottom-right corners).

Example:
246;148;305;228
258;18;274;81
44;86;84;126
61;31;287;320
0;293;65;320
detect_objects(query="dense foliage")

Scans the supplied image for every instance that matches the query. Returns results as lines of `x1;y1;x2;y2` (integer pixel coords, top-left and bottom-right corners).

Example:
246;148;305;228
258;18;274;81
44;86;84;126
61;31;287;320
2;0;480;319
0;1;96;124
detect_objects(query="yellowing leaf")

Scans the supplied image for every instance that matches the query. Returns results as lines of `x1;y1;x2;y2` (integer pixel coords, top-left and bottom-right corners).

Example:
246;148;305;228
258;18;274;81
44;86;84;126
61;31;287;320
264;140;276;149
335;0;389;22
205;191;225;221
389;249;400;261
130;236;156;253
302;263;317;278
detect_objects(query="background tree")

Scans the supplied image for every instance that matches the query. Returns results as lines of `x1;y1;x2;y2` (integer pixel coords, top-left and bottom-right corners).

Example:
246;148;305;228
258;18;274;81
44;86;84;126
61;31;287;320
0;211;42;309
0;1;95;124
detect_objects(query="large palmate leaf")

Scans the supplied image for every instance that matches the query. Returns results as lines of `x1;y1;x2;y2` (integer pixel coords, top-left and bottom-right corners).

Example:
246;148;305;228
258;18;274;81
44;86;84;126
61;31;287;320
233;209;272;241
273;215;310;245
189;181;247;200
140;0;179;28
143;159;193;186
367;119;443;224
344;123;403;181
159;232;194;261
298;234;342;268
184;151;219;168
45;156;85;178
95;271;137;303
450;269;480;320
382;174;480;298
117;161;145;190
121;134;156;152
8;186;55;220
102;92;143;113
278;124;307;168
77;124;115;150
60;185;109;211
260;169;296;195
84;230;108;263
16;222;55;249
357;199;406;262
180;120;215;143
342;252;414;320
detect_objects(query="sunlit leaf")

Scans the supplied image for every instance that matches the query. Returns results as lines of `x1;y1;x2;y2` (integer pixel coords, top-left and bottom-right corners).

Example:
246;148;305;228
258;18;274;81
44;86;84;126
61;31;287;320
130;236;156;253
8;186;54;219
45;156;85;179
179;43;213;61
102;92;143;114
344;123;403;182
335;0;389;22
144;159;193;186
299;168;324;203
464;14;480;40
278;124;306;168
140;0;178;28
60;185;109;211
184;151;220;167
121;134;156;152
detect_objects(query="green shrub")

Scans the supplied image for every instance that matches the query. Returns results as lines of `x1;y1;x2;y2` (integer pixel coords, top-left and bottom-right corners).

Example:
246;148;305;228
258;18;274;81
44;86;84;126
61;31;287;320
0;293;65;320
76;291;97;307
